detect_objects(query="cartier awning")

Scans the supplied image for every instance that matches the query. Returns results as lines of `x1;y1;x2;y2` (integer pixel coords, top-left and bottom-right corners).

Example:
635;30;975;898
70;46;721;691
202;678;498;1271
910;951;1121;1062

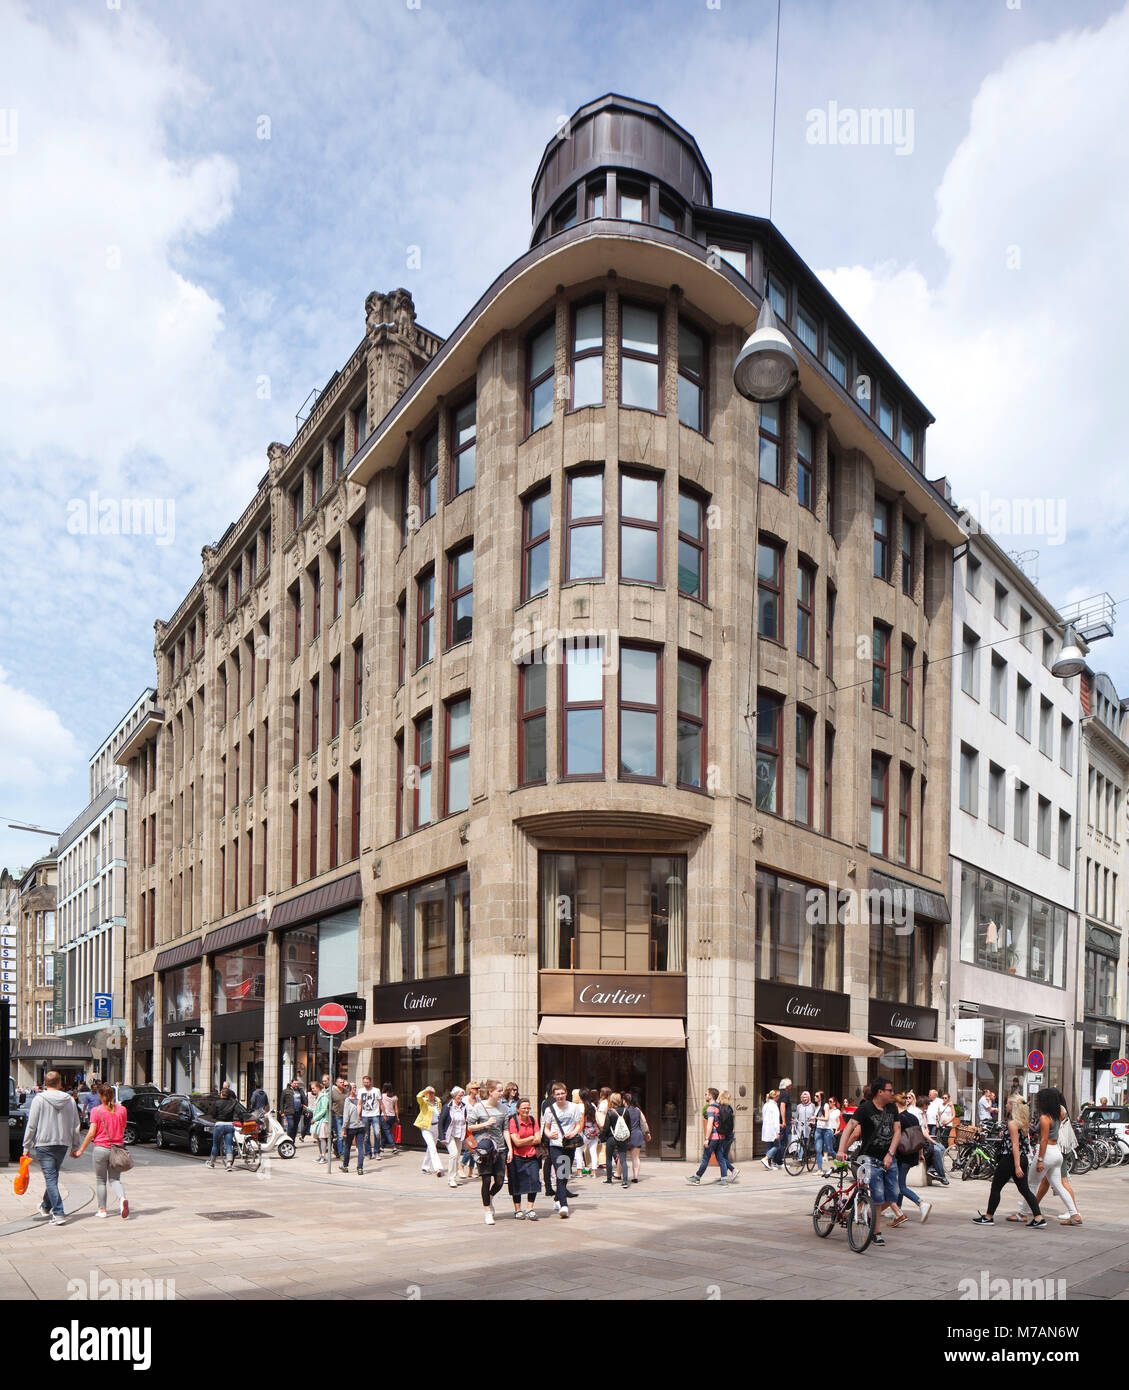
339;1017;467;1051
873;1035;972;1062
760;1023;883;1057
535;1016;686;1048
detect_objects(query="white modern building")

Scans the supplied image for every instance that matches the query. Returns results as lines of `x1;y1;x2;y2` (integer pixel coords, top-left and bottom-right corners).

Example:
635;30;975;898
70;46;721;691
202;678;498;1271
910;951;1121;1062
1077;668;1129;1104
948;526;1082;1109
55;690;157;1083
1;869;18;1067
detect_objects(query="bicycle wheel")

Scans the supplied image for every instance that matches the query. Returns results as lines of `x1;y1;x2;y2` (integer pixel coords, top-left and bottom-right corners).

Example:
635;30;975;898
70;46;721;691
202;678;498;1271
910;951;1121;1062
847;1187;875;1252
805;1144;817;1173
812;1184;838;1237
1072;1144;1092;1176
242;1138;261;1173
942;1144;957;1174
783;1141;805;1176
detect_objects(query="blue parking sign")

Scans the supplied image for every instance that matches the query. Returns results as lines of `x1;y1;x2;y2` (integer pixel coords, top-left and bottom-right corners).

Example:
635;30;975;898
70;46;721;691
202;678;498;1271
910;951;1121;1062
93;993;112;1020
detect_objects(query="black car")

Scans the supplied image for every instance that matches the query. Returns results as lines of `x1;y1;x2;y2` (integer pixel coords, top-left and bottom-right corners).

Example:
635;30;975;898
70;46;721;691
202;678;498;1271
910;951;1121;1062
7;1078;31;1161
154;1093;217;1156
115;1085;170;1145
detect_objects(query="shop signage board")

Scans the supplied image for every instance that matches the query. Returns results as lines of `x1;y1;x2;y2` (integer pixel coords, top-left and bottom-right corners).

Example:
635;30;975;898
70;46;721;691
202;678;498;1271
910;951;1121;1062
954;1018;985;1059
754;980;850;1033
372;974;470;1023
278;993;365;1036
867;999;938;1041
539;971;688;1018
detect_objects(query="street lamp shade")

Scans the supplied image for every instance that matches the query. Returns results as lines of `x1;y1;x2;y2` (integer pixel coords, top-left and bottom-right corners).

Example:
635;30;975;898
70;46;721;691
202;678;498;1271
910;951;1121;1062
1051;627;1087;679
733;296;799;403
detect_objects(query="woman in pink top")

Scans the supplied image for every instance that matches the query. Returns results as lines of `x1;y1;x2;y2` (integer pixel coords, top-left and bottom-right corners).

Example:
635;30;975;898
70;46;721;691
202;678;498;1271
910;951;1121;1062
74;1083;129;1218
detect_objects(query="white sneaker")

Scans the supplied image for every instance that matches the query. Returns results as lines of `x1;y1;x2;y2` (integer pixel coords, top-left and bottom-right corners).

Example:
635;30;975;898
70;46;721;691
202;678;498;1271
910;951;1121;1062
559;1207;569;1219
919;1200;933;1224
484;1209;495;1226
760;1157;772;1170
553;1199;561;1212
96;1210;108;1219
50;1214;66;1226
448;1181;458;1189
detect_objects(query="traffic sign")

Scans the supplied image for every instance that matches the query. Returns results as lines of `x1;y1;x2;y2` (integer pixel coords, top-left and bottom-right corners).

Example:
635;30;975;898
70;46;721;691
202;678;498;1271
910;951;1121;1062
1026;1049;1044;1073
317;1002;349;1035
1112;1058;1129;1079
93;993;112;1021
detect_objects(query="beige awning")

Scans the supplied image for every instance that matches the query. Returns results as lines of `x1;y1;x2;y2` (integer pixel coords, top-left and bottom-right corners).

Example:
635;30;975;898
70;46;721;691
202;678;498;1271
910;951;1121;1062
873;1035;971;1062
761;1023;883;1057
536;1015;686;1048
339;1017;467;1052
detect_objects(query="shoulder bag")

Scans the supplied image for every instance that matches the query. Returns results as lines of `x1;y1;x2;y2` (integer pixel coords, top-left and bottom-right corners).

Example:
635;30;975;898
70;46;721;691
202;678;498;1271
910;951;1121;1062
1056;1111;1077;1155
552;1103;583;1150
462;1106;479;1153
109;1144;134;1173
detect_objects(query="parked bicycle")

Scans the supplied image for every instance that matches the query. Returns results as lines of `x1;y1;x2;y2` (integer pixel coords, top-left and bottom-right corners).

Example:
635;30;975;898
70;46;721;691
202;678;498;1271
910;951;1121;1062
811;1157;876;1252
784;1124;820;1175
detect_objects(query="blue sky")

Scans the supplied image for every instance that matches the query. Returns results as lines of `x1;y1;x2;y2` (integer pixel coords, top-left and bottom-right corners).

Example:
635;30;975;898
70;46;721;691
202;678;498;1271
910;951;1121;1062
2;0;1128;869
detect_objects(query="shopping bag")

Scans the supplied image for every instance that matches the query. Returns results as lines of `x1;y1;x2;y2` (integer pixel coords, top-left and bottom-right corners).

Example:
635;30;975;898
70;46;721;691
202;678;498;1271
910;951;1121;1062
393;1124;401;1145
13;1154;30;1196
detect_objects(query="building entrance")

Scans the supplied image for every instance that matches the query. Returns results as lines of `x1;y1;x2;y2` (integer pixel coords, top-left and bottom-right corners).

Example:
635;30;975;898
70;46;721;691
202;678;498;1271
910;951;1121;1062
537;1044;685;1159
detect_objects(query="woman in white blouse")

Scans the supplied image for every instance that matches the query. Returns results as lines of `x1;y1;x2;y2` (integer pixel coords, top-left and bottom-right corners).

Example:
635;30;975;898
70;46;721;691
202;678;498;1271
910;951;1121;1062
760;1088;781;1168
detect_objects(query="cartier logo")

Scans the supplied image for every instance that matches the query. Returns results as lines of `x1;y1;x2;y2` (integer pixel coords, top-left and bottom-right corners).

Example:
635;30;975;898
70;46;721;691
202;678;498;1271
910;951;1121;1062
786;997;820;1019
578;983;646;1007
403;990;438;1010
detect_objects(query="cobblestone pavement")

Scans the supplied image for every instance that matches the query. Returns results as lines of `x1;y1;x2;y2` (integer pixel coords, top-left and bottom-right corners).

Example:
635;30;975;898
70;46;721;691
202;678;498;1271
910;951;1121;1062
3;1142;1129;1301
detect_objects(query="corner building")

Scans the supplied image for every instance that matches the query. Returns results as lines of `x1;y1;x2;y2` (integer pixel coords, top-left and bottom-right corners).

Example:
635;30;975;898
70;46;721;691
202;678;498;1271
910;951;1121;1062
123;95;965;1159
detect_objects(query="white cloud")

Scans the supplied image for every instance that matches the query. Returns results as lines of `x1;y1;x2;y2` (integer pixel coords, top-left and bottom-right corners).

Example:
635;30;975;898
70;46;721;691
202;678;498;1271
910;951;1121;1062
0;665;83;792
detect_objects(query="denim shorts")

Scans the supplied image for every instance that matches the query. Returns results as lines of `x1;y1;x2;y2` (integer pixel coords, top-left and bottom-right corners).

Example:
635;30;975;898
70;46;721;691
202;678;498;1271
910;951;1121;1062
866;1157;900;1204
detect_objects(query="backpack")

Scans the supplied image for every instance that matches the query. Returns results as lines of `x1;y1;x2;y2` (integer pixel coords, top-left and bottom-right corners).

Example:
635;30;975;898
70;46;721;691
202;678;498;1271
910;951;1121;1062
611;1108;630;1143
717;1104;735;1139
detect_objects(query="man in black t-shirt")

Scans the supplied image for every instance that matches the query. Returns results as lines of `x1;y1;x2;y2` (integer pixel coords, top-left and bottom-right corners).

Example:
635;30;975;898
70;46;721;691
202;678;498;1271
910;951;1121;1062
837;1077;902;1246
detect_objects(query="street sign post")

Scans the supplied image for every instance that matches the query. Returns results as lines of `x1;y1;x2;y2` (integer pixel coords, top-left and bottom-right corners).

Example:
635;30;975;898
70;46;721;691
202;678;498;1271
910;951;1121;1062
318;1003;349;1174
93;993;112;1021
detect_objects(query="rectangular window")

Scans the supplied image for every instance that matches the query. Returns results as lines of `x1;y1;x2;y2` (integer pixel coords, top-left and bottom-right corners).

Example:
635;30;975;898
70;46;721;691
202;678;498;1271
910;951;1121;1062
562;640;604;778
566;469;603;580
796;417;814;510
899;419;915;461
289;584;300;658
901;518;915;596
878;395;894;438
617;183;646;221
523;486;551;600
1014;782;1029;844
445;695;471;815
398;459;410;548
961;627;979;699
310;563;321;642
447;544;474;646
676;657;706;790
330;658;340;739
620;471;661;584
394;735;404;841
827;450;837;537
677;319;707;432
1037;796;1052;856
988;762;1005;830
899;765;913;865
1039;697;1054;757
994;582;1008;625
826;585;836;679
540;852;686;973
290;483;303;530
619;302;661;411
519;658;547;786
713;246;747;278
756;693;782;814
353;521;365;599
419;429;439;522
1060;716;1073;773
966;553;981;600
795;709;814;825
766;273;787;319
291;692;300;764
758;401;781;487
796;560;815;660
872;623;891;711
331;430;345;481
757;538;784;643
396;595;406;686
677;487;707;599
527;319;555;434
451;398;476;495
826;338;848;388
1058;811;1071;869
309;675;319;749
328;777;339;870
990;654;1007;721
901;639;914;724
350;763;361;860
353;400;367;450
870;754;889;855
795;304;819;354
873;498;891;580
960;743;978;816
1019;608;1032;648
331;546;342;621
415;713;433;828
353;639;363;724
586;181;605;218
417;568;435;668
308;790;318;878
1016;675;1031;738
824;725;834;835
619;645;661;781
310;459;323;507
571;300;604;408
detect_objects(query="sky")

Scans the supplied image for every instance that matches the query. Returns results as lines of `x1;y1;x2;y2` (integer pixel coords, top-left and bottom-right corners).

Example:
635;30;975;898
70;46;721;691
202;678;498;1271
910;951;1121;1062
1;0;1128;871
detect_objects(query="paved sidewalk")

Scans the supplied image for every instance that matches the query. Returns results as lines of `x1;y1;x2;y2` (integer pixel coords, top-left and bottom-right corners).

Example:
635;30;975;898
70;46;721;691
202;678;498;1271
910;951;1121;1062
4;1142;1129;1301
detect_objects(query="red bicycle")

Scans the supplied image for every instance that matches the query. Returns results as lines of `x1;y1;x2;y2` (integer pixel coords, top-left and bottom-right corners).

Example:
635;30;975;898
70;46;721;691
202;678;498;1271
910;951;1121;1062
811;1158;876;1252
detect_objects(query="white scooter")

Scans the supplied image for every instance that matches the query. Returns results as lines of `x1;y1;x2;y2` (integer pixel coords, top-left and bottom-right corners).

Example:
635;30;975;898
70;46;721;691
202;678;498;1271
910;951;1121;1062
231;1108;296;1170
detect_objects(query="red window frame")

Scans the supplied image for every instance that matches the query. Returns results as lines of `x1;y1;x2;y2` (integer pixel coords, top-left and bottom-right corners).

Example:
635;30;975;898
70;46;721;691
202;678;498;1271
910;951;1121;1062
570;298;605;409
756;692;783;814
560;639;605;780
872;624;891;711
826;584;836;678
446;543;474;648
824;724;835;835
310;563;321;641
309;460;322;507
232;653;241;709
246;636;255;700
522;485;551;600
797;559;816;661
394;734;404;840
901;518;915;597
353;400;367;451
444;694;471;816
353;639;363;724
676;655;707;791
677;486;707;600
350;762;361;859
565;468;604;581
899;764;913;866
758;400;782;487
308;789;318;879
419;429;439;522
328;777;339;870
290;801;299;886
618;299;663;413
416;568;435;669
526;318;556;436
290;483;303;531
396;595;406;686
291;692;300;765
797;416;815;510
330;659;340;739
331;547;342;621
677;318;707;433
518;658;547;787
871;754;890;857
619;469;663;586
795;709;814;825
757;537;784;643
874;498;891;580
414;713;433;828
220;844;226;916
309;675;319;750
290;584;301;658
618;643;662;783
451;396;476;496
331;431;345;481
901;639;915;725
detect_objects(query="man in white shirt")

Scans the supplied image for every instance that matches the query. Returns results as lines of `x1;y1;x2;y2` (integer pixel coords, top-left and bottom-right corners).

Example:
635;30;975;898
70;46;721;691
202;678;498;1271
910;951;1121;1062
925;1090;942;1137
359;1074;383;1161
977;1088;994;1125
540;1080;584;1218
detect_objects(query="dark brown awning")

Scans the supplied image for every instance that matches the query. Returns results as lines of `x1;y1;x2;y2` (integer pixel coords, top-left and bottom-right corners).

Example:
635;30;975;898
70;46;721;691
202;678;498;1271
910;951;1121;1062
203;912;269;956
13;1039;94;1060
868;870;951;924
154;936;204;972
268;872;363;932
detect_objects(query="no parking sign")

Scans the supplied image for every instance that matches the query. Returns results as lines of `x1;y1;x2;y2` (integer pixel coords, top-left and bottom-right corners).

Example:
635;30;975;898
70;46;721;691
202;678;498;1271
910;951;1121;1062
1112;1058;1128;1079
1026;1049;1044;1073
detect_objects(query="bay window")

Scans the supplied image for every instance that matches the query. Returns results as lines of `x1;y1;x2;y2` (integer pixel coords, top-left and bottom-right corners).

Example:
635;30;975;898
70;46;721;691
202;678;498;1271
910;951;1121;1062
522;485;551;599
676;657;706;790
618;644;661;781
540;852;685;972
571;300;604;408
619;302;661;411
562;639;604;778
566;469;603;580
620;471;661;584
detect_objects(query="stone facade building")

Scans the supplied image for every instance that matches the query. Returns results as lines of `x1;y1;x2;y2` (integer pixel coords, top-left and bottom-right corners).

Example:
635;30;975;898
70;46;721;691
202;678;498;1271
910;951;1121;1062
121;95;967;1157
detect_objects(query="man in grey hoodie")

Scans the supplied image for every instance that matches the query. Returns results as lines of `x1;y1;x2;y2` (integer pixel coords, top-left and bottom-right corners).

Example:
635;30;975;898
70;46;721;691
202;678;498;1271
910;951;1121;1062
23;1070;83;1226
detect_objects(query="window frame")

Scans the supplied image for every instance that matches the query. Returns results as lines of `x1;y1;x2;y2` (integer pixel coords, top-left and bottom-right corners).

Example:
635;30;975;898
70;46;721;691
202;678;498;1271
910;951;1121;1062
416;567;435;670
619;468;663;587
755;691;783;815
414;712;433;829
676;654;707;792
419;428;439;523
796;415;815;511
522;484;552;600
898;764;913;865
352;640;363;726
758;400;782;488
526;317;556;437
677;485;708;601
565;467;604;582
872;623;891;712
444;693;471;817
901;518;915;597
795;708;814;826
518;657;548;787
569;297;605;410
870;753;890;857
450;396;477;497
796;558;816;662
900;638;914;725
757;536;785;645
560;640;605;781
874;498;891;581
618;643;663;784
677;317;708;434
618;299;663;414
446;542;474;649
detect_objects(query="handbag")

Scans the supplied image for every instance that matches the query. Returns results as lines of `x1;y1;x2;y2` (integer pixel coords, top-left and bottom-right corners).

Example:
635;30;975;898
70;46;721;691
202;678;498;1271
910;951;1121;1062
109;1144;134;1173
1057;1114;1077;1155
552;1103;582;1150
13;1154;30;1196
462;1111;479;1153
